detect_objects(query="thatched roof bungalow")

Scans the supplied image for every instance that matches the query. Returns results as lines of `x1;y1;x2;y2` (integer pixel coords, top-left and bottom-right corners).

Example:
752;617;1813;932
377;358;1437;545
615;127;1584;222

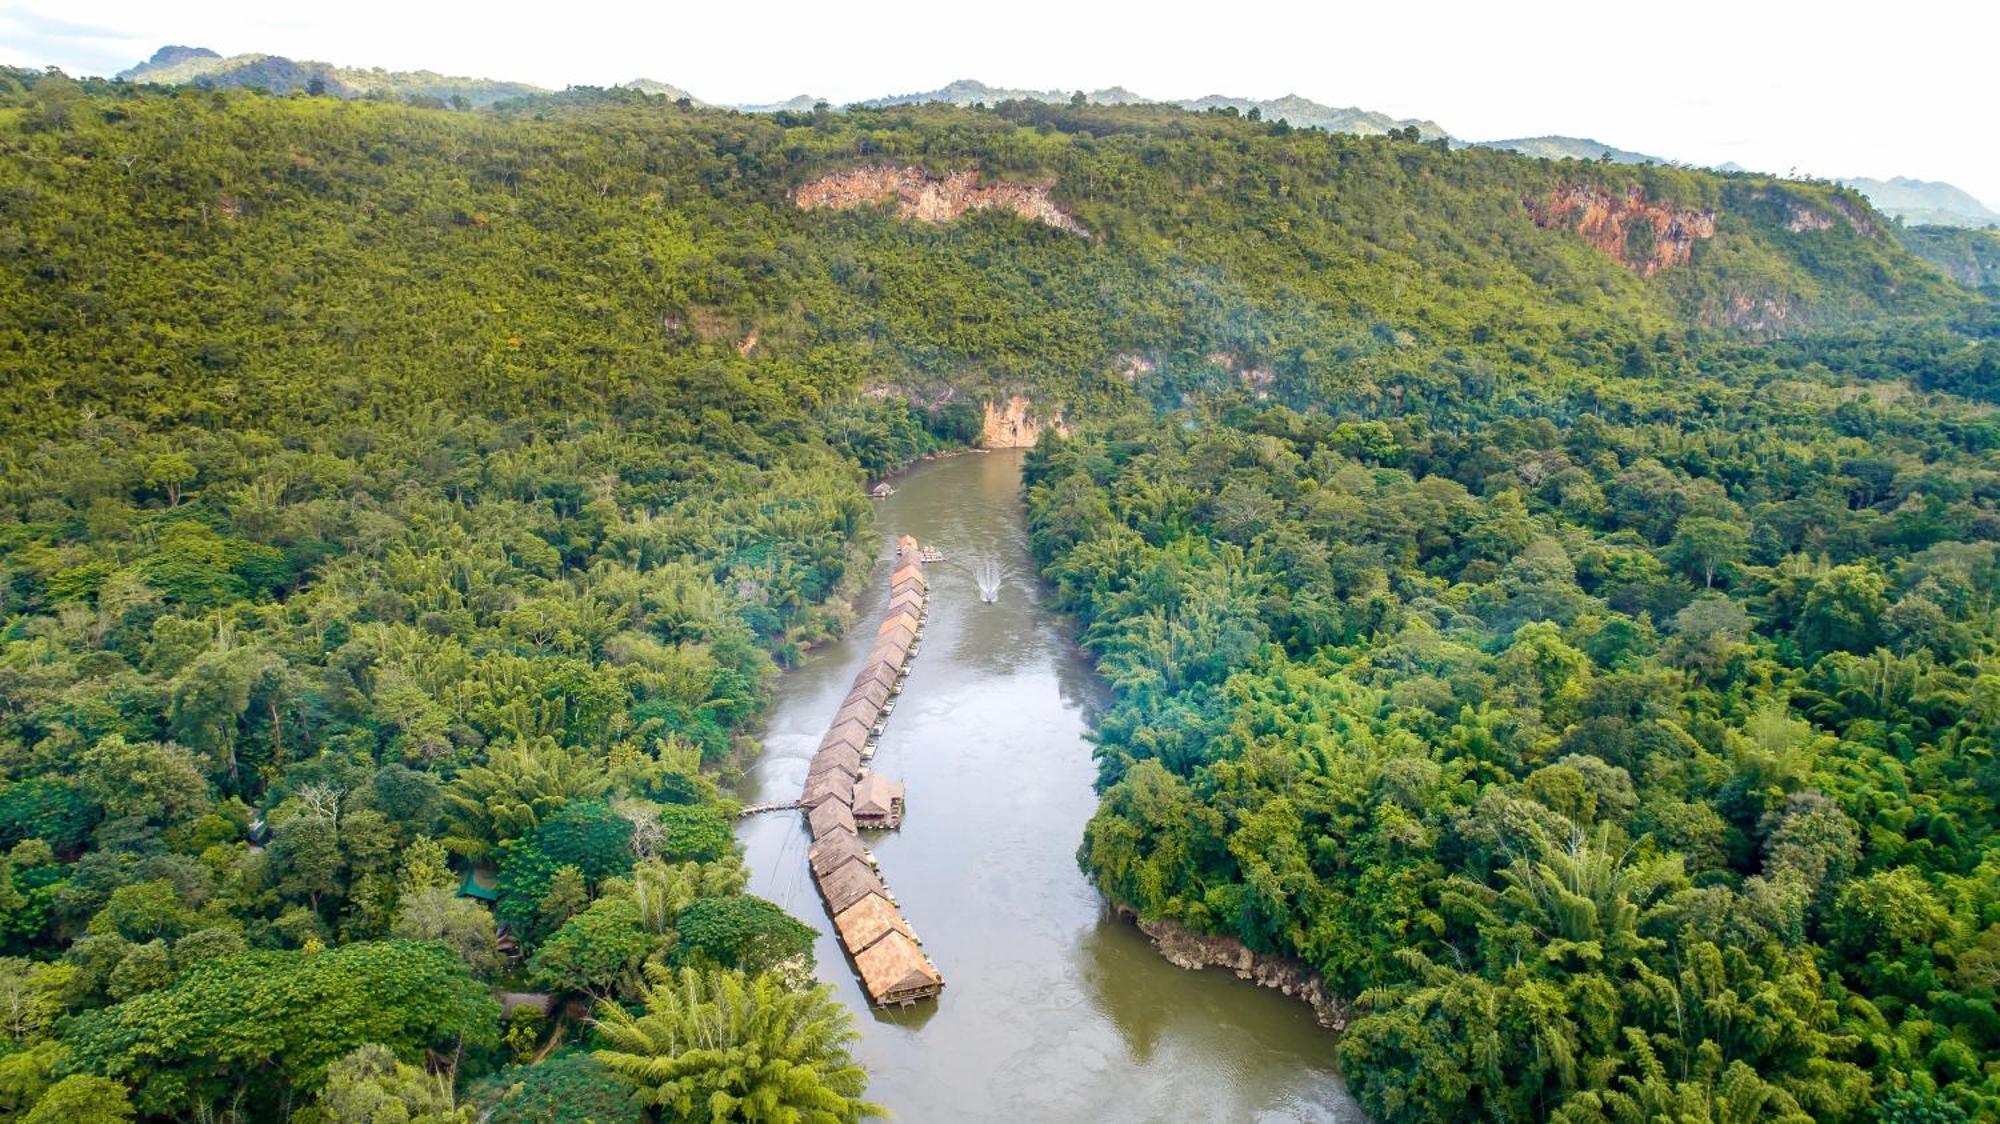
818;730;868;763
845;679;891;712
856;659;900;693
825;716;873;749
871;649;909;676
834;697;880;730
808;800;857;839
816;857;890;913
809;832;873;879
854;930;943;1005
832;893;914;953
878;610;921;637
852;773;906;828
812;741;864;776
806;768;858;800
802;770;855;809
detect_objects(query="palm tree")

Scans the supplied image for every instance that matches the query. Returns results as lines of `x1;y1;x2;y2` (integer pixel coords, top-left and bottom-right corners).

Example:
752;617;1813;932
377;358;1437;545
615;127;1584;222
439;740;609;858
594;965;882;1123
1471;821;1685;971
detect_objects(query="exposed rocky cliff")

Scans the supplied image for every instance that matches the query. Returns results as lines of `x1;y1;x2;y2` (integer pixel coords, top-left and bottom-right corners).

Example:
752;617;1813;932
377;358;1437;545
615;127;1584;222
980;396;1068;448
793;167;1088;236
1125;910;1348;1031
1524;185;1717;275
1716;289;1797;335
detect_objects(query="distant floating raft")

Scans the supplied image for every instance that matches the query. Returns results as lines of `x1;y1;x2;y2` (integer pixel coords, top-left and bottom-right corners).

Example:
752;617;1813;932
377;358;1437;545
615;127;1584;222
796;533;941;1006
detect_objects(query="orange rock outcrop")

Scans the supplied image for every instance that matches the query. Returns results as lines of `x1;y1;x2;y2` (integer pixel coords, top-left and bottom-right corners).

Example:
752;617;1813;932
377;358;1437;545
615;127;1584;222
794;166;1088;236
1524;185;1717;275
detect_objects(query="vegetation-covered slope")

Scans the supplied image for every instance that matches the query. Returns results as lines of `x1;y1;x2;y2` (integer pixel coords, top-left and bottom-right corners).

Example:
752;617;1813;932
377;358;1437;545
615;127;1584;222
0;66;1990;1122
0;76;1971;437
1902;225;2000;289
1031;379;1999;1120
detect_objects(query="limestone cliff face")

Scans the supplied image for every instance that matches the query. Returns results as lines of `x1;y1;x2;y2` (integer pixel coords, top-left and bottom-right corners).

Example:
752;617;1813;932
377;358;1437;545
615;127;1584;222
1524;185;1717;275
1129;912;1348;1031
1717;289;1796;335
794;166;1088;236
1770;192;1877;238
980;395;1068;448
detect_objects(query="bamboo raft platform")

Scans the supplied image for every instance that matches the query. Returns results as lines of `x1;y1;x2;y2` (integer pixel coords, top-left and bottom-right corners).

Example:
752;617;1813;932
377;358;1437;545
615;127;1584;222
799;534;942;1006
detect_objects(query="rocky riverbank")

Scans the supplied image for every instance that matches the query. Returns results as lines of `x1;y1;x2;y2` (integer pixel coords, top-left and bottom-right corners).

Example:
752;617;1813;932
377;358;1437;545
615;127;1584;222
1121;907;1349;1032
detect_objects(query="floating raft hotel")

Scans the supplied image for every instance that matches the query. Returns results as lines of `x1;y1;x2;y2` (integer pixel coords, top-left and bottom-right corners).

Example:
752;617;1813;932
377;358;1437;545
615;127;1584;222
800;534;941;1006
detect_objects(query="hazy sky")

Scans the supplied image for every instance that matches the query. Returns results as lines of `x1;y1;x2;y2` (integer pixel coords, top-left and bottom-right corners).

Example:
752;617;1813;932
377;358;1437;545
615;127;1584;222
4;0;1994;206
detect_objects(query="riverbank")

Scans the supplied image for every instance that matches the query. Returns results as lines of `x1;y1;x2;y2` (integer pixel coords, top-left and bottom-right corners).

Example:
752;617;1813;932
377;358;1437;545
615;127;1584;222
1119;907;1350;1032
733;449;1361;1121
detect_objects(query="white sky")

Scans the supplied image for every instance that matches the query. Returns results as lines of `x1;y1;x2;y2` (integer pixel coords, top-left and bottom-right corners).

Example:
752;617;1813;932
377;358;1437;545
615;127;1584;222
3;0;1995;207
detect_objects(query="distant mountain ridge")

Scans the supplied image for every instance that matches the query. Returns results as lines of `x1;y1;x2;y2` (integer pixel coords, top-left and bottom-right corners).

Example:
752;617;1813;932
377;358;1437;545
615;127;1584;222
1474;136;1667;165
858;79;1148;109
117;44;543;107
1837;177;2000;229
856;79;1444;137
621;78;700;103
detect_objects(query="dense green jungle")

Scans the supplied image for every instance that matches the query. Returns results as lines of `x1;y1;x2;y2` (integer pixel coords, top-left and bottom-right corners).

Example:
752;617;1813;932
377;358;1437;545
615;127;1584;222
0;66;1994;1122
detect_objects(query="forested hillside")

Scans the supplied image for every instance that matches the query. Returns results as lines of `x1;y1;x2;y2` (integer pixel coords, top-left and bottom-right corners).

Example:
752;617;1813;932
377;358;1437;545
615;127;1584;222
0;65;1991;1122
1902;225;2000;289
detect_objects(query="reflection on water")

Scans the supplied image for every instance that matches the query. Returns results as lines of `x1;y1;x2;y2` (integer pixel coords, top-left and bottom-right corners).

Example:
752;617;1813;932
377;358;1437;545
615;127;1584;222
734;450;1364;1123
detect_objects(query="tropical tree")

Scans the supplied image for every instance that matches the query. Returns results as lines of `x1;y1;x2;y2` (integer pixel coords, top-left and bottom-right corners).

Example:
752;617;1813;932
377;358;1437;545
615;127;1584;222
671;895;816;977
307;1043;472;1124
594;965;881;1122
441;744;611;859
528;898;656;1000
22;1074;134;1124
1666;516;1749;588
60;942;498;1118
390;887;499;976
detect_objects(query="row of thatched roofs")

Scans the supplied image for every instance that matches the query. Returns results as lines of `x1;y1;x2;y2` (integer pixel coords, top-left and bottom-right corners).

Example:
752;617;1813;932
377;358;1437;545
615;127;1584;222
800;535;942;1006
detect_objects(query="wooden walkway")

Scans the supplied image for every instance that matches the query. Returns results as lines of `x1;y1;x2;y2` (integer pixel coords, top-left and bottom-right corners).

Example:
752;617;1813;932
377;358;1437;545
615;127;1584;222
737;800;802;817
798;534;943;1006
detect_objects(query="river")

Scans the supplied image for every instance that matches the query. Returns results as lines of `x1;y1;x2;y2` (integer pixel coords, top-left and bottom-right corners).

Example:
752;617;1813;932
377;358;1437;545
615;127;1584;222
734;449;1363;1123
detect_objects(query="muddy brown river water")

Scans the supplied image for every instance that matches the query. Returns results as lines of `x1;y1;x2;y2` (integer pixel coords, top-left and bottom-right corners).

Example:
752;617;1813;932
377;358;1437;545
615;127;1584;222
734;449;1364;1123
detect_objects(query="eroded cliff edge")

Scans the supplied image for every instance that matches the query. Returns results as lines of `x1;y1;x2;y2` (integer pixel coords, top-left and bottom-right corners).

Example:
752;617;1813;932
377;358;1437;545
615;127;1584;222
980;395;1068;448
794;166;1089;236
1524;184;1716;275
1120;906;1350;1032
